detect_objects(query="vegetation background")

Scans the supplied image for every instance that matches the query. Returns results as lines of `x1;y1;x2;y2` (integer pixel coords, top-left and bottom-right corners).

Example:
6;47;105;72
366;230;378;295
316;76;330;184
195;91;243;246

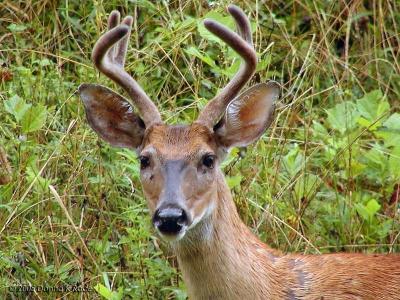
1;0;399;299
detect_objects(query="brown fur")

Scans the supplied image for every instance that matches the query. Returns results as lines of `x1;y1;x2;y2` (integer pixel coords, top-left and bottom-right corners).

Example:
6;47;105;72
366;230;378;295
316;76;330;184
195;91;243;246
140;124;218;216
173;171;400;300
138;124;400;300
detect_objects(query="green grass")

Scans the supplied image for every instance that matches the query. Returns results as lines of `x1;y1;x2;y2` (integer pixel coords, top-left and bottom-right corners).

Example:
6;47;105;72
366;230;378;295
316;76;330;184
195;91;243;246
1;0;400;299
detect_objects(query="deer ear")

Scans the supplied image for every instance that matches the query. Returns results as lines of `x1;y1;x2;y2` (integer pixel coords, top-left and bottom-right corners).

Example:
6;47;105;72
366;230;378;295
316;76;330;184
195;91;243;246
78;83;145;149
214;81;280;149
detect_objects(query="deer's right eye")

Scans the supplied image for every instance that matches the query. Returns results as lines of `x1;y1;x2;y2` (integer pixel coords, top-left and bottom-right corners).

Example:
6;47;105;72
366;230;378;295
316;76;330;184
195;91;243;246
139;156;150;169
202;154;216;169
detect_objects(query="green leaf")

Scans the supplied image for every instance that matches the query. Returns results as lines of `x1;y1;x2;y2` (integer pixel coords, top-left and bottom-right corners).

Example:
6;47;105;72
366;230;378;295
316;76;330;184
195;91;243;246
282;145;304;177
197;11;234;45
293;173;322;200
355;203;369;221
26;166;52;192
365;199;381;217
326;101;359;134
7;24;27;32
175;17;196;31
57;263;74;281
355;199;380;222
364;146;386;166
256;54;272;72
21;104;47;133
94;283;114;299
382;113;400;130
226;175;242;189
356;89;389;129
312;121;329;140
184;46;218;69
376;113;400;147
361;144;390;184
38;58;52;67
388;146;400;179
4;95;31;122
94;275;123;300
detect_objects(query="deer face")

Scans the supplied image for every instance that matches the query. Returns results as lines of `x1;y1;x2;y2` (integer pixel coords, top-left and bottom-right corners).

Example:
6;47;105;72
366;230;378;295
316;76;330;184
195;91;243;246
139;124;219;241
78;6;280;242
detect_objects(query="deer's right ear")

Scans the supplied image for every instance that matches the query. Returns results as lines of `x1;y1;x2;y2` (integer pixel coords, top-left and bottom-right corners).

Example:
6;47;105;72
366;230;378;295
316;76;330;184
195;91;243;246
214;82;279;149
78;84;145;149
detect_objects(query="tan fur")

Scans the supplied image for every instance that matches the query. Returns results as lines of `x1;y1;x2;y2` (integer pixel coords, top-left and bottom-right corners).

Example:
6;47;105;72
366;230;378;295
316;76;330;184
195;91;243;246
172;171;400;300
140;124;218;216
138;124;400;300
142;123;216;159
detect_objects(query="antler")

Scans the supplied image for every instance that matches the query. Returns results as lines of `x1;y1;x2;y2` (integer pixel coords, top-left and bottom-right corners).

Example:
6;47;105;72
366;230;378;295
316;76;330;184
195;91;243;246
92;11;161;126
196;5;257;128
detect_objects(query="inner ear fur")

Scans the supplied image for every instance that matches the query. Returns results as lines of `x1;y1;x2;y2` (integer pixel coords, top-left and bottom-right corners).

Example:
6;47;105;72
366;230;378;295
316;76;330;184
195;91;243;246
214;81;280;149
78;83;145;149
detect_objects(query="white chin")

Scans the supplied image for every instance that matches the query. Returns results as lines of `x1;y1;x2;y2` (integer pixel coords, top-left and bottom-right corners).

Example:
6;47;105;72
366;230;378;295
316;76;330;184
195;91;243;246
157;228;187;242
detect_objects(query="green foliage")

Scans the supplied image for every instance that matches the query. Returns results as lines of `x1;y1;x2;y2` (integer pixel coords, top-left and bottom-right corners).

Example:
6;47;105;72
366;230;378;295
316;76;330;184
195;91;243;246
197;11;235;44
4;95;31;122
21;104;47;133
326;101;360;133
95;273;124;300
95;283;123;300
0;0;399;299
356;90;389;130
377;113;400;147
355;198;380;223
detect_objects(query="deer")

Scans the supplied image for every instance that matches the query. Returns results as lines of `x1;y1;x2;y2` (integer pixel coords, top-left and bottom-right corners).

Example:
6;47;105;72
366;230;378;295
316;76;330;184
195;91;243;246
78;5;400;300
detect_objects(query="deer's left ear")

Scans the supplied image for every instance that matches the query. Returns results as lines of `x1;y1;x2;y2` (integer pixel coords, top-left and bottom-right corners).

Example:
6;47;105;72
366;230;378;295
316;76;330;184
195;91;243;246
214;81;280;149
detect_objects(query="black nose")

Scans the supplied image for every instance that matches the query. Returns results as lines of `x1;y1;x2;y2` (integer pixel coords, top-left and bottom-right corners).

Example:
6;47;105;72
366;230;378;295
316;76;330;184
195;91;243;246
153;207;188;235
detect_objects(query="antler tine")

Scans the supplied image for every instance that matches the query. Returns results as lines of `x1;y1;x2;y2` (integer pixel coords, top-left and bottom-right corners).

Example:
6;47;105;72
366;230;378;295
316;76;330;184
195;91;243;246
106;11;121;62
107;11;134;66
92;11;162;126
228;5;252;44
196;5;257;128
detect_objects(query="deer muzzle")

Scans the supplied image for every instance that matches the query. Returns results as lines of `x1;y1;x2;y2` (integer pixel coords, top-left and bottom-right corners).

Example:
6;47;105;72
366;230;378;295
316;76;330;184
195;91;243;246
153;205;189;239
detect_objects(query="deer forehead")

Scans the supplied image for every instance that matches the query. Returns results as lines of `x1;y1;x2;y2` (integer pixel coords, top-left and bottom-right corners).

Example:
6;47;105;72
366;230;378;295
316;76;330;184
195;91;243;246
142;123;217;159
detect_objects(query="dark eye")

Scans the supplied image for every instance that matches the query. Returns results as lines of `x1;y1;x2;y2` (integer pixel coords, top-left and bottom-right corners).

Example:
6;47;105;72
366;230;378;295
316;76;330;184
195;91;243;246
202;155;215;169
139;155;150;169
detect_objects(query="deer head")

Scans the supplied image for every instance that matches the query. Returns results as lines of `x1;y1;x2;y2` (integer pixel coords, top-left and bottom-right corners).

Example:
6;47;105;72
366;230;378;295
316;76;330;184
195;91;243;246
79;5;280;242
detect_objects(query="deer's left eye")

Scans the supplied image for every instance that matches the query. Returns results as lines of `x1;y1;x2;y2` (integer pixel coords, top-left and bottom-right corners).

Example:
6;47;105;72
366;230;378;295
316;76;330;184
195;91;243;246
202;155;215;169
139;156;150;169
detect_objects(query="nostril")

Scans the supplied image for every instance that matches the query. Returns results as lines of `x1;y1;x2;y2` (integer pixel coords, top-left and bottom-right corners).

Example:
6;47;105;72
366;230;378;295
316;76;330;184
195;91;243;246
177;209;187;224
153;207;188;235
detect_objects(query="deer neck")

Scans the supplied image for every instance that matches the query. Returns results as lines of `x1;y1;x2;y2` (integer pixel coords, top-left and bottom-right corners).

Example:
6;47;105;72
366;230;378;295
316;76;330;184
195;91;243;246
172;172;283;299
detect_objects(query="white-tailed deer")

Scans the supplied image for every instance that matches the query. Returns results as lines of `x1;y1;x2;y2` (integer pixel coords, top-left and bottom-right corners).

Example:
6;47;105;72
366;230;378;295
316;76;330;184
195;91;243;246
79;5;400;299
